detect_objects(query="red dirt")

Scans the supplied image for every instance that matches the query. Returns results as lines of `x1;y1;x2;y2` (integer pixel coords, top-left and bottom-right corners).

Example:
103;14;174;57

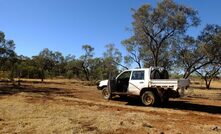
0;79;221;134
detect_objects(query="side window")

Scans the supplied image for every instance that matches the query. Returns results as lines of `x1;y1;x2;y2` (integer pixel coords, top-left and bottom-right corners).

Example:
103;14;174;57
117;71;131;80
131;71;144;80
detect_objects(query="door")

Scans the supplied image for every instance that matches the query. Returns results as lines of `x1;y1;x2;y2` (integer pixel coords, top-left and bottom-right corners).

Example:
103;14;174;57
128;70;145;95
115;71;131;92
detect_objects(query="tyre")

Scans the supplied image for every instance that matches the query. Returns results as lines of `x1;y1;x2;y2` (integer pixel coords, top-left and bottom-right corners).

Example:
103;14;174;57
141;91;157;106
160;70;169;79
150;69;161;79
102;87;112;100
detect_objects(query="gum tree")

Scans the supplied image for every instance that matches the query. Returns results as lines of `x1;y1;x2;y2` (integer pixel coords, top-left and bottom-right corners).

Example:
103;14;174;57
123;0;200;68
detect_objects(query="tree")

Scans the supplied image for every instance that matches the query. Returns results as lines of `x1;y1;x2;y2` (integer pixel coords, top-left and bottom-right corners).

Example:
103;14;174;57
173;36;203;78
175;24;221;78
0;31;17;81
4;51;17;82
15;56;33;79
194;26;221;88
213;32;221;64
103;44;128;70
33;48;55;82
80;44;94;81
123;0;200;68
89;58;107;80
100;58;119;79
65;59;83;79
51;51;65;76
196;63;220;89
0;32;16;67
122;36;142;68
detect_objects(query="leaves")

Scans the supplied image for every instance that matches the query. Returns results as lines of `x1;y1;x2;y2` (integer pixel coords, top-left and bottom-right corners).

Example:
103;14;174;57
103;44;128;70
124;0;200;67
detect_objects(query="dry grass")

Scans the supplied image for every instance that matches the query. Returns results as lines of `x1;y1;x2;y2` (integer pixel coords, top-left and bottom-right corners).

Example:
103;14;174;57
190;79;221;89
0;79;221;134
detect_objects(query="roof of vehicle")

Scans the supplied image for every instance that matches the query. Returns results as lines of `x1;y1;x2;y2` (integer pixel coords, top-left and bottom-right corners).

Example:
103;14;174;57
128;68;151;71
127;67;160;71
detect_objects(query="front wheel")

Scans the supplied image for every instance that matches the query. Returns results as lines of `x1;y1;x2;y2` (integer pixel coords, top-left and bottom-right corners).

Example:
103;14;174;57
141;91;157;106
102;87;112;100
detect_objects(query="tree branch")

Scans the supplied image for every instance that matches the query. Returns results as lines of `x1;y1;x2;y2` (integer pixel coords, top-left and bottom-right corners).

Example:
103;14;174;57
112;60;128;70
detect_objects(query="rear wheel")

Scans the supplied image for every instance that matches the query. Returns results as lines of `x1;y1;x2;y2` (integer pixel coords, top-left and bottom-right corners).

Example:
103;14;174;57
102;87;112;100
141;91;157;106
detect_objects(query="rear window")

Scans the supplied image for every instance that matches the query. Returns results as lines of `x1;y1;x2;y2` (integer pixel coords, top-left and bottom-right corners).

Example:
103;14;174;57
131;71;144;80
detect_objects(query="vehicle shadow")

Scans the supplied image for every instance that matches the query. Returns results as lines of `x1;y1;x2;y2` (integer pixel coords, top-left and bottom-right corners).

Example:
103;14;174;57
0;84;75;98
0;79;69;85
190;86;221;90
111;96;145;106
112;96;221;114
163;100;221;114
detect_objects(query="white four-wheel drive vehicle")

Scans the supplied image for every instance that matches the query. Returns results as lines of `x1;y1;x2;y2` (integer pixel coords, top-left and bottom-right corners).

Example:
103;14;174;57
97;67;190;106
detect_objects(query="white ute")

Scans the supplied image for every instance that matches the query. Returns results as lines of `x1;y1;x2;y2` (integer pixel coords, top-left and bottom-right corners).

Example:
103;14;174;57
97;67;190;106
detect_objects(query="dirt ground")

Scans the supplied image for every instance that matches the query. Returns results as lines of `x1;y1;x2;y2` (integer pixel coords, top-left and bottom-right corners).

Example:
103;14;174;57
0;79;221;134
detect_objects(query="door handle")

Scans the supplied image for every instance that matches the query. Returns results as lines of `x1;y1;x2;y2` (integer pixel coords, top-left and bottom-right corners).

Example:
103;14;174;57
140;82;144;84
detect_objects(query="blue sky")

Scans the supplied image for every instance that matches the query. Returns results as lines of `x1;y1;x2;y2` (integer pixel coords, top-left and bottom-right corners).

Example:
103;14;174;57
0;0;221;58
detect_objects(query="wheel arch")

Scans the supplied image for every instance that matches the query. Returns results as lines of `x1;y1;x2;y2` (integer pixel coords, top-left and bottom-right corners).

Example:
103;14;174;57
140;88;160;99
97;85;107;90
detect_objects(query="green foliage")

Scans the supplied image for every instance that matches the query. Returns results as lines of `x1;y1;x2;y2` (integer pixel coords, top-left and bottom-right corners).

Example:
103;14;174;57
174;24;221;78
196;63;220;89
123;0;200;68
103;44;128;70
0;31;17;81
80;44;95;80
122;36;142;68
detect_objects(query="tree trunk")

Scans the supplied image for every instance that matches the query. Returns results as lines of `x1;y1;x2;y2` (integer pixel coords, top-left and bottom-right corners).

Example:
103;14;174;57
17;71;21;86
28;70;30;79
41;69;44;82
10;66;15;83
82;67;90;81
155;50;159;67
205;78;212;89
150;48;158;67
153;55;158;67
84;71;90;81
183;70;190;79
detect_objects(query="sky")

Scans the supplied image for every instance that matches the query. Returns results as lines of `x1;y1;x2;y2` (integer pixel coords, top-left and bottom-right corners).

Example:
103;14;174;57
0;0;221;58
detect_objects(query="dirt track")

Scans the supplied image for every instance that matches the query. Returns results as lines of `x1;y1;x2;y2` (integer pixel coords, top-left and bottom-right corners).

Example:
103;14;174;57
0;79;221;134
